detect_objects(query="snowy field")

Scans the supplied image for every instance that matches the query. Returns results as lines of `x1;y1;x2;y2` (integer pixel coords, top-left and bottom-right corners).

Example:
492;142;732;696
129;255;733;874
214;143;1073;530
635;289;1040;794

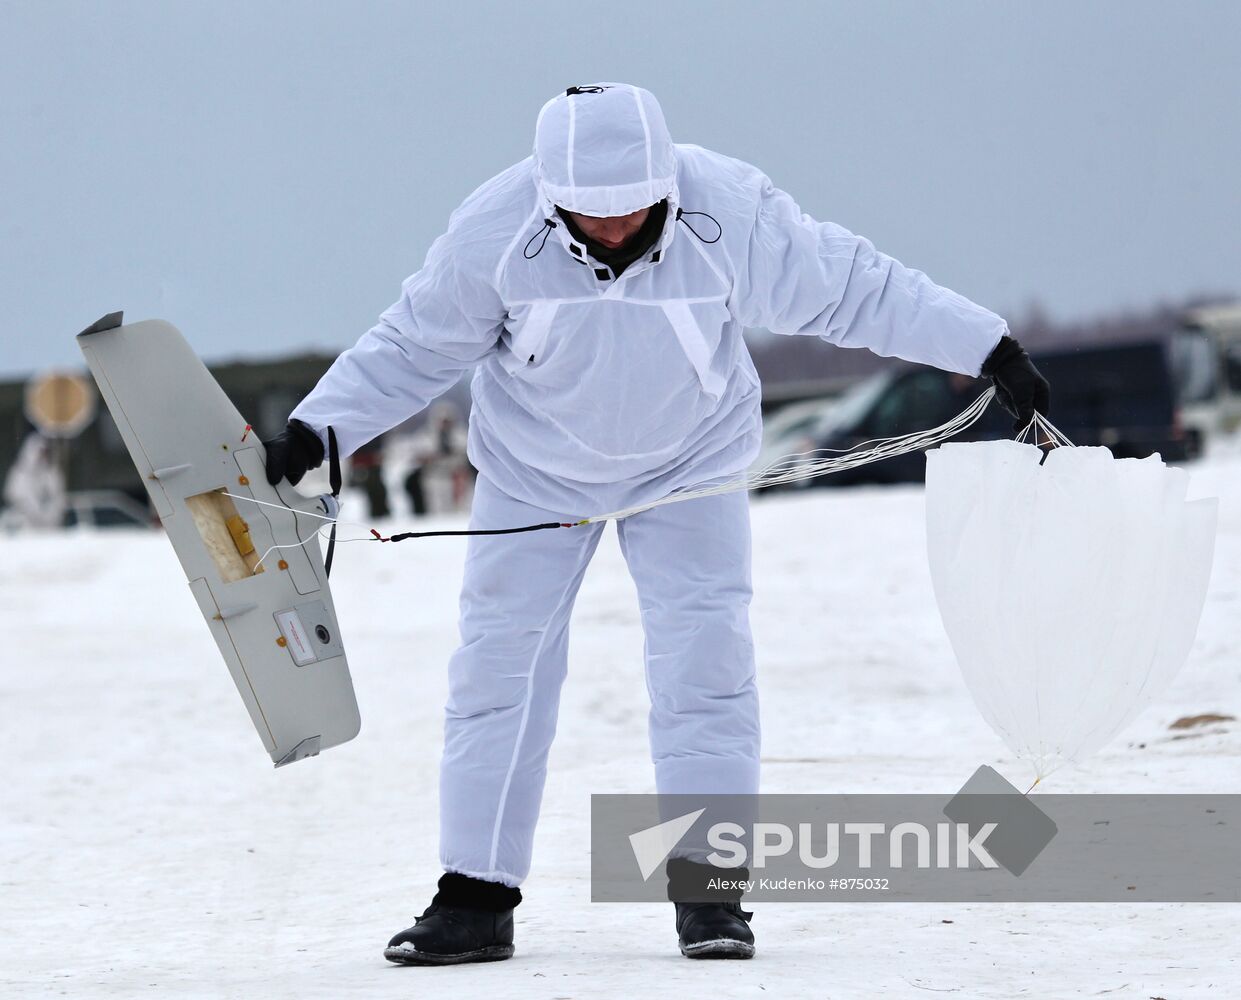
3;450;1239;999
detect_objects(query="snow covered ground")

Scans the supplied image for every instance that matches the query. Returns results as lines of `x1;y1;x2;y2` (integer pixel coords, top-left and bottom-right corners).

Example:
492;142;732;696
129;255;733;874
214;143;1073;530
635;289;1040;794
2;450;1238;999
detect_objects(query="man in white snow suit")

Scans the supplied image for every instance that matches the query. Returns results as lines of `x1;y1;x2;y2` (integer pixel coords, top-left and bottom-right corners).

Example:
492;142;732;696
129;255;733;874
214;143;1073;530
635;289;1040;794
264;82;1050;963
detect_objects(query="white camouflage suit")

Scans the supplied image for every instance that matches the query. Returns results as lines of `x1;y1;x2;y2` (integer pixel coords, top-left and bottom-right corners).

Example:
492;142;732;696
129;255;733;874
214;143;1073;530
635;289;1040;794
291;83;1006;886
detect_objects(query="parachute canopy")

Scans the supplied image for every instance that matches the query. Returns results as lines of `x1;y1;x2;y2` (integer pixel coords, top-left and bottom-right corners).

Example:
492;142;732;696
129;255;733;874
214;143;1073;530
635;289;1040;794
925;438;1217;782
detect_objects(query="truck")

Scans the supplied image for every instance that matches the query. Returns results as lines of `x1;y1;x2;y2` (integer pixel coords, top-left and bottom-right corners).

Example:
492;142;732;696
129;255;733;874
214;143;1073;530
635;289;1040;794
1168;302;1241;452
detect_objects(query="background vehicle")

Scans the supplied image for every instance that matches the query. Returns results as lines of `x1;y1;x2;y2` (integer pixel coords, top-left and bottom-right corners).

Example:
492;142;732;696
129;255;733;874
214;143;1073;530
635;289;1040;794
1168;302;1241;451
760;338;1196;488
749;378;891;479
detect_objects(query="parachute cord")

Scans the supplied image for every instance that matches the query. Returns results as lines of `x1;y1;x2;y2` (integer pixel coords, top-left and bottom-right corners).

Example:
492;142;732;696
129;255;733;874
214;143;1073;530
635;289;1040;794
220;491;338;521
1017;410;1074;449
253;523;329;572
376;520;588;542
587;386;1000;522
222;386;1006;558
219;488;586;562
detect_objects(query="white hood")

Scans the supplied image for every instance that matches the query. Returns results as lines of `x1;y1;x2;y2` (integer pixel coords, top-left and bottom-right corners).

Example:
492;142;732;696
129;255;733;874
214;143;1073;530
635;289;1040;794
533;83;678;219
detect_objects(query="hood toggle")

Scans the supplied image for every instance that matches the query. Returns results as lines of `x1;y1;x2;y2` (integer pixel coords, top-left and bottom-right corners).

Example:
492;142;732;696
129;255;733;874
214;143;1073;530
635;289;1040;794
675;208;722;244
523;219;557;260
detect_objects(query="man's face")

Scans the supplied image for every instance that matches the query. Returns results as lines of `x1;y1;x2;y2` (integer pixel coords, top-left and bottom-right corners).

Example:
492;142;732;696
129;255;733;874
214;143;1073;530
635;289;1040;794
564;206;651;250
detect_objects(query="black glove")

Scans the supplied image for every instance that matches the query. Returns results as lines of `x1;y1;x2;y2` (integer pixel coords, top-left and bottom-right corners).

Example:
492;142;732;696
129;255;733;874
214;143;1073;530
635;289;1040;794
981;335;1051;433
263;419;325;486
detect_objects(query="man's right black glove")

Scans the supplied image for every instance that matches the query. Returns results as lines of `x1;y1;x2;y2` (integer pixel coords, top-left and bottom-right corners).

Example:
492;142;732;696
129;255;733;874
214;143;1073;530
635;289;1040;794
981;335;1051;433
263;419;325;486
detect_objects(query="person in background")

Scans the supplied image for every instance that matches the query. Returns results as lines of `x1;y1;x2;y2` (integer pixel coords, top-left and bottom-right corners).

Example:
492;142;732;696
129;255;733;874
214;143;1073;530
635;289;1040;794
2;432;66;530
403;402;472;516
347;434;390;519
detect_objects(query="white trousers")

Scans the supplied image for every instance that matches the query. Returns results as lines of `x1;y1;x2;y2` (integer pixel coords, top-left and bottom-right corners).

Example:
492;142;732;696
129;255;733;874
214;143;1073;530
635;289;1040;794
439;474;761;887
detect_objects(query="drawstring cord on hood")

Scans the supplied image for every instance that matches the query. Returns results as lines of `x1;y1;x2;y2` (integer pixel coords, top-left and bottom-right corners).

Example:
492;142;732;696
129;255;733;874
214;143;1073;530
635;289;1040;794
523;218;557;259
676;208;722;244
523;205;722;264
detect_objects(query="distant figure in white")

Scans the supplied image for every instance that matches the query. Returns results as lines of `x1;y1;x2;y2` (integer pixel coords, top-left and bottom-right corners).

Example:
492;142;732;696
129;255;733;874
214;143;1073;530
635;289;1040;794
262;82;1050;963
392;402;472;516
3;433;66;531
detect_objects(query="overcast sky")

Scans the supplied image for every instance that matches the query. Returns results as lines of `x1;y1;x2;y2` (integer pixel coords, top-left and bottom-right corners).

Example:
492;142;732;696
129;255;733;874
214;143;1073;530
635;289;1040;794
1;1;1238;377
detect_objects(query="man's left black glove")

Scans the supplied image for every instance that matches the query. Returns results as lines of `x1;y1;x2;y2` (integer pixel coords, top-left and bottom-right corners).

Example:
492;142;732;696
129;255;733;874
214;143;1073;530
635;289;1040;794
263;419;325;486
980;335;1051;433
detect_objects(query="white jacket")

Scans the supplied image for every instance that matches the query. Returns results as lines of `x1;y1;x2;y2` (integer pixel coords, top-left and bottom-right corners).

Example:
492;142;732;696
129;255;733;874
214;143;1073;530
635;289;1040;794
291;83;1006;515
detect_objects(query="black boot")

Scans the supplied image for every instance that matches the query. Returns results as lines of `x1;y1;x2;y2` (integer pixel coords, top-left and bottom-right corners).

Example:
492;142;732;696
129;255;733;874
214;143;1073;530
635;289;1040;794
675;900;755;959
667;858;756;960
384;872;521;966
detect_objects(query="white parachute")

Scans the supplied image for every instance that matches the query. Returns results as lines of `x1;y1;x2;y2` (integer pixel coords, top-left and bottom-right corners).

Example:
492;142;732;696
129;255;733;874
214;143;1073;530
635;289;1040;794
925;417;1218;783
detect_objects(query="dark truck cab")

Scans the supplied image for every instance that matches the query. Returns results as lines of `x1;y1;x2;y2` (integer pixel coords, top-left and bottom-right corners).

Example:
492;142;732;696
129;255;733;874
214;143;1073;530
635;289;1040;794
805;338;1194;487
